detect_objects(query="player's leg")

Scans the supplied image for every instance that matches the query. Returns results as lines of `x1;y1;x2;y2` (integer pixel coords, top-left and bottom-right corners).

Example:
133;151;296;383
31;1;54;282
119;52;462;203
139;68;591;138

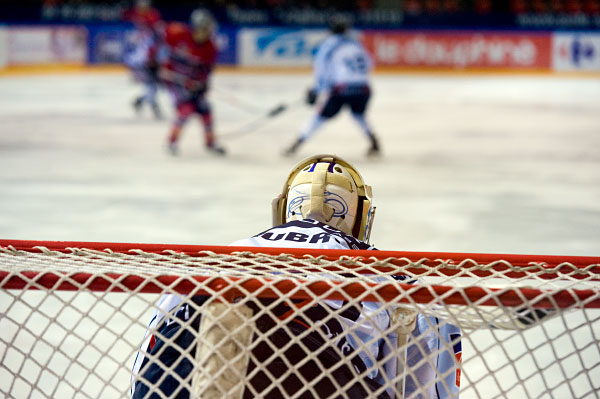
284;115;325;156
132;296;208;399
348;88;380;156
168;102;195;155
164;85;191;155
196;96;226;155
141;80;161;119
133;95;144;114
131;68;146;114
145;65;162;119
284;92;343;156
350;112;380;156
403;315;461;399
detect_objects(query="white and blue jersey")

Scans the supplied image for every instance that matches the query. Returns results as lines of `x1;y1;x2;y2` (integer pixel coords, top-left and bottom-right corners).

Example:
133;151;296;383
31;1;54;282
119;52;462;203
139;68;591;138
313;33;373;94
131;219;461;399
124;29;159;69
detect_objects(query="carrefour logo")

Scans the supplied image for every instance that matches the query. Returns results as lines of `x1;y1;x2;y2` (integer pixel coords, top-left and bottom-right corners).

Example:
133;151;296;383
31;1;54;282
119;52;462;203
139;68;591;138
559;36;596;65
554;33;600;70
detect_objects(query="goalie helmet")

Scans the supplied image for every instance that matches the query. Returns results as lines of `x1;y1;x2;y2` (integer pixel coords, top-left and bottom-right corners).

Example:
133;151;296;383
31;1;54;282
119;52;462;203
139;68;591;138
272;154;375;243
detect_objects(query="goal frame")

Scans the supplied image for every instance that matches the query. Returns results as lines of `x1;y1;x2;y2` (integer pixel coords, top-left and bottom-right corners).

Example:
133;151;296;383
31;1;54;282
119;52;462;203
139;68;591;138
1;239;599;399
2;239;599;309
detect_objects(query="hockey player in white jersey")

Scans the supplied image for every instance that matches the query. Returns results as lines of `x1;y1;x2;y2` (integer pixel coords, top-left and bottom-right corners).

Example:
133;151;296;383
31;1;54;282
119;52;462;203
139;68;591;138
285;16;381;157
131;154;461;399
122;0;163;119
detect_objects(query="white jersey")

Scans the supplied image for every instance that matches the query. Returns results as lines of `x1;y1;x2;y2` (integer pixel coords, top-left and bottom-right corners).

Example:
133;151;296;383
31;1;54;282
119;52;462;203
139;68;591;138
131;219;461;399
124;30;156;69
313;33;373;94
230;218;374;250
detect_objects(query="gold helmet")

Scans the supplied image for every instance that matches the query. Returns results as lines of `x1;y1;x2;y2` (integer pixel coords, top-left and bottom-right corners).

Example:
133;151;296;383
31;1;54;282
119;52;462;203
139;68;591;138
272;154;375;243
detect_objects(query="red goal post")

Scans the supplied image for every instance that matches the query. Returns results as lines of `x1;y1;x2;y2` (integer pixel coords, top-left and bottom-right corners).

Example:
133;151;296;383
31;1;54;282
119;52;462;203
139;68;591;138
1;239;599;399
2;239;599;309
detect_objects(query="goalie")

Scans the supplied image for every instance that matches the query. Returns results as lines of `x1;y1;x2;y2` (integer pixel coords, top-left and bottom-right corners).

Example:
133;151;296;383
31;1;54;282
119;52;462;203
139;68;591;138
131;154;461;399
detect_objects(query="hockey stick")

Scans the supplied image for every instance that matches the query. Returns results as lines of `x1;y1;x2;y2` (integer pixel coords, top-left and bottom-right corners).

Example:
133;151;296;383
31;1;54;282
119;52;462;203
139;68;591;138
212;86;265;114
219;99;301;140
158;68;298;139
160;69;273;114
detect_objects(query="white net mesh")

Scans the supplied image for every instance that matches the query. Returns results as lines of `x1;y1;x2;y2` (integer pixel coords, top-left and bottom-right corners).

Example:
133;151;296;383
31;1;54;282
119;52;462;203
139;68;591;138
1;240;599;399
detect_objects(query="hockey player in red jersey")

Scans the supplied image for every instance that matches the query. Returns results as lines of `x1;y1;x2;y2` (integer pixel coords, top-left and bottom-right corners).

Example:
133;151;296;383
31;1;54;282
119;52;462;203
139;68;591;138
122;0;163;118
159;9;225;155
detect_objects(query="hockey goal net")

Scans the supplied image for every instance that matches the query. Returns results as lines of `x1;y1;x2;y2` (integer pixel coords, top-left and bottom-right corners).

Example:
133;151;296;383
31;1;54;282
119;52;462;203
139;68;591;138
1;239;598;399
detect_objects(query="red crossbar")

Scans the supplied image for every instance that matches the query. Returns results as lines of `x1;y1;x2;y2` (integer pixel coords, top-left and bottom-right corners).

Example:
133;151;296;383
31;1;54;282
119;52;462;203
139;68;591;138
1;239;599;279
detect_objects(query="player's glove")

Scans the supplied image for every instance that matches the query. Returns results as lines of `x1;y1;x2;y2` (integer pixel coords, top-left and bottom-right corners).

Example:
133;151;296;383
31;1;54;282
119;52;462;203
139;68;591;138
185;79;207;94
306;88;318;105
146;61;159;81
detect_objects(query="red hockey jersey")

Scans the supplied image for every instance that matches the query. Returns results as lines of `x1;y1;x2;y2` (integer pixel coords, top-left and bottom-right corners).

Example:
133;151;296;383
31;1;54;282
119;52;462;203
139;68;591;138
162;22;217;85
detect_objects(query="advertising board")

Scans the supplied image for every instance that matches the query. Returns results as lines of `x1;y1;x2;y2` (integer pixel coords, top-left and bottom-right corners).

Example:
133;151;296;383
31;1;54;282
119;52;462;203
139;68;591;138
6;26;87;65
87;24;237;65
552;33;600;71
238;28;328;67
3;24;599;73
0;28;7;68
88;25;129;64
214;26;237;65
362;31;552;69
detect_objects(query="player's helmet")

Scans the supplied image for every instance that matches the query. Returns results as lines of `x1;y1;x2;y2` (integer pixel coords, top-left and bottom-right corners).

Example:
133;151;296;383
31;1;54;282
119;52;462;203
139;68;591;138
190;9;216;33
328;13;351;34
272;154;375;243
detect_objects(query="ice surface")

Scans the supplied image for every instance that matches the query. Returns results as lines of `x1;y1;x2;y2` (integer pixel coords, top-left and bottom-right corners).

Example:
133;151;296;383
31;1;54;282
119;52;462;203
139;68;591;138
0;70;599;399
1;71;599;254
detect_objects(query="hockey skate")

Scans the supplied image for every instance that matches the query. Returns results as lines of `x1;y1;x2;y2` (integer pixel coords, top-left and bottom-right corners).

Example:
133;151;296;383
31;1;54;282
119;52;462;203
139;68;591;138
133;97;144;114
167;141;178;156
151;103;163;120
206;143;226;156
283;138;304;157
366;134;380;157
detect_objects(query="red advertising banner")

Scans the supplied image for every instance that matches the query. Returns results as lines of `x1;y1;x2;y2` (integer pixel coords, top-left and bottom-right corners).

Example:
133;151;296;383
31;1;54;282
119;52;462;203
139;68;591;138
362;31;552;69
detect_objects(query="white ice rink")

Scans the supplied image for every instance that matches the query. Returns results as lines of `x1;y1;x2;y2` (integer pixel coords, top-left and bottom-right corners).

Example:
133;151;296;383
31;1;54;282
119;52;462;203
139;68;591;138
1;70;599;253
0;70;599;398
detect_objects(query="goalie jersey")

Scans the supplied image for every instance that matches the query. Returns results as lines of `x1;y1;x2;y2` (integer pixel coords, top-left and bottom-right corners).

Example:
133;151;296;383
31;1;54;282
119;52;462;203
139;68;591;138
131;219;461;399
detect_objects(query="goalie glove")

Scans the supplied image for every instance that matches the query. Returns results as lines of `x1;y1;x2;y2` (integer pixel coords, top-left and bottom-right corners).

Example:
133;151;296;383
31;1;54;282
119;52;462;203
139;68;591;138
306;88;318;105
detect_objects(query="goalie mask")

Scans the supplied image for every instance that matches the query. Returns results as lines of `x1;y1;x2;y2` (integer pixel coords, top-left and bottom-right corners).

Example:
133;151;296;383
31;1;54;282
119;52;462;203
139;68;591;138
272;154;375;243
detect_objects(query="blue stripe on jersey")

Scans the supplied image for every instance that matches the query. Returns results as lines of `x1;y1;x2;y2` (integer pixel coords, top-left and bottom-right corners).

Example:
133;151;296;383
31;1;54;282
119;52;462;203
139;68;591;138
450;332;462;354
